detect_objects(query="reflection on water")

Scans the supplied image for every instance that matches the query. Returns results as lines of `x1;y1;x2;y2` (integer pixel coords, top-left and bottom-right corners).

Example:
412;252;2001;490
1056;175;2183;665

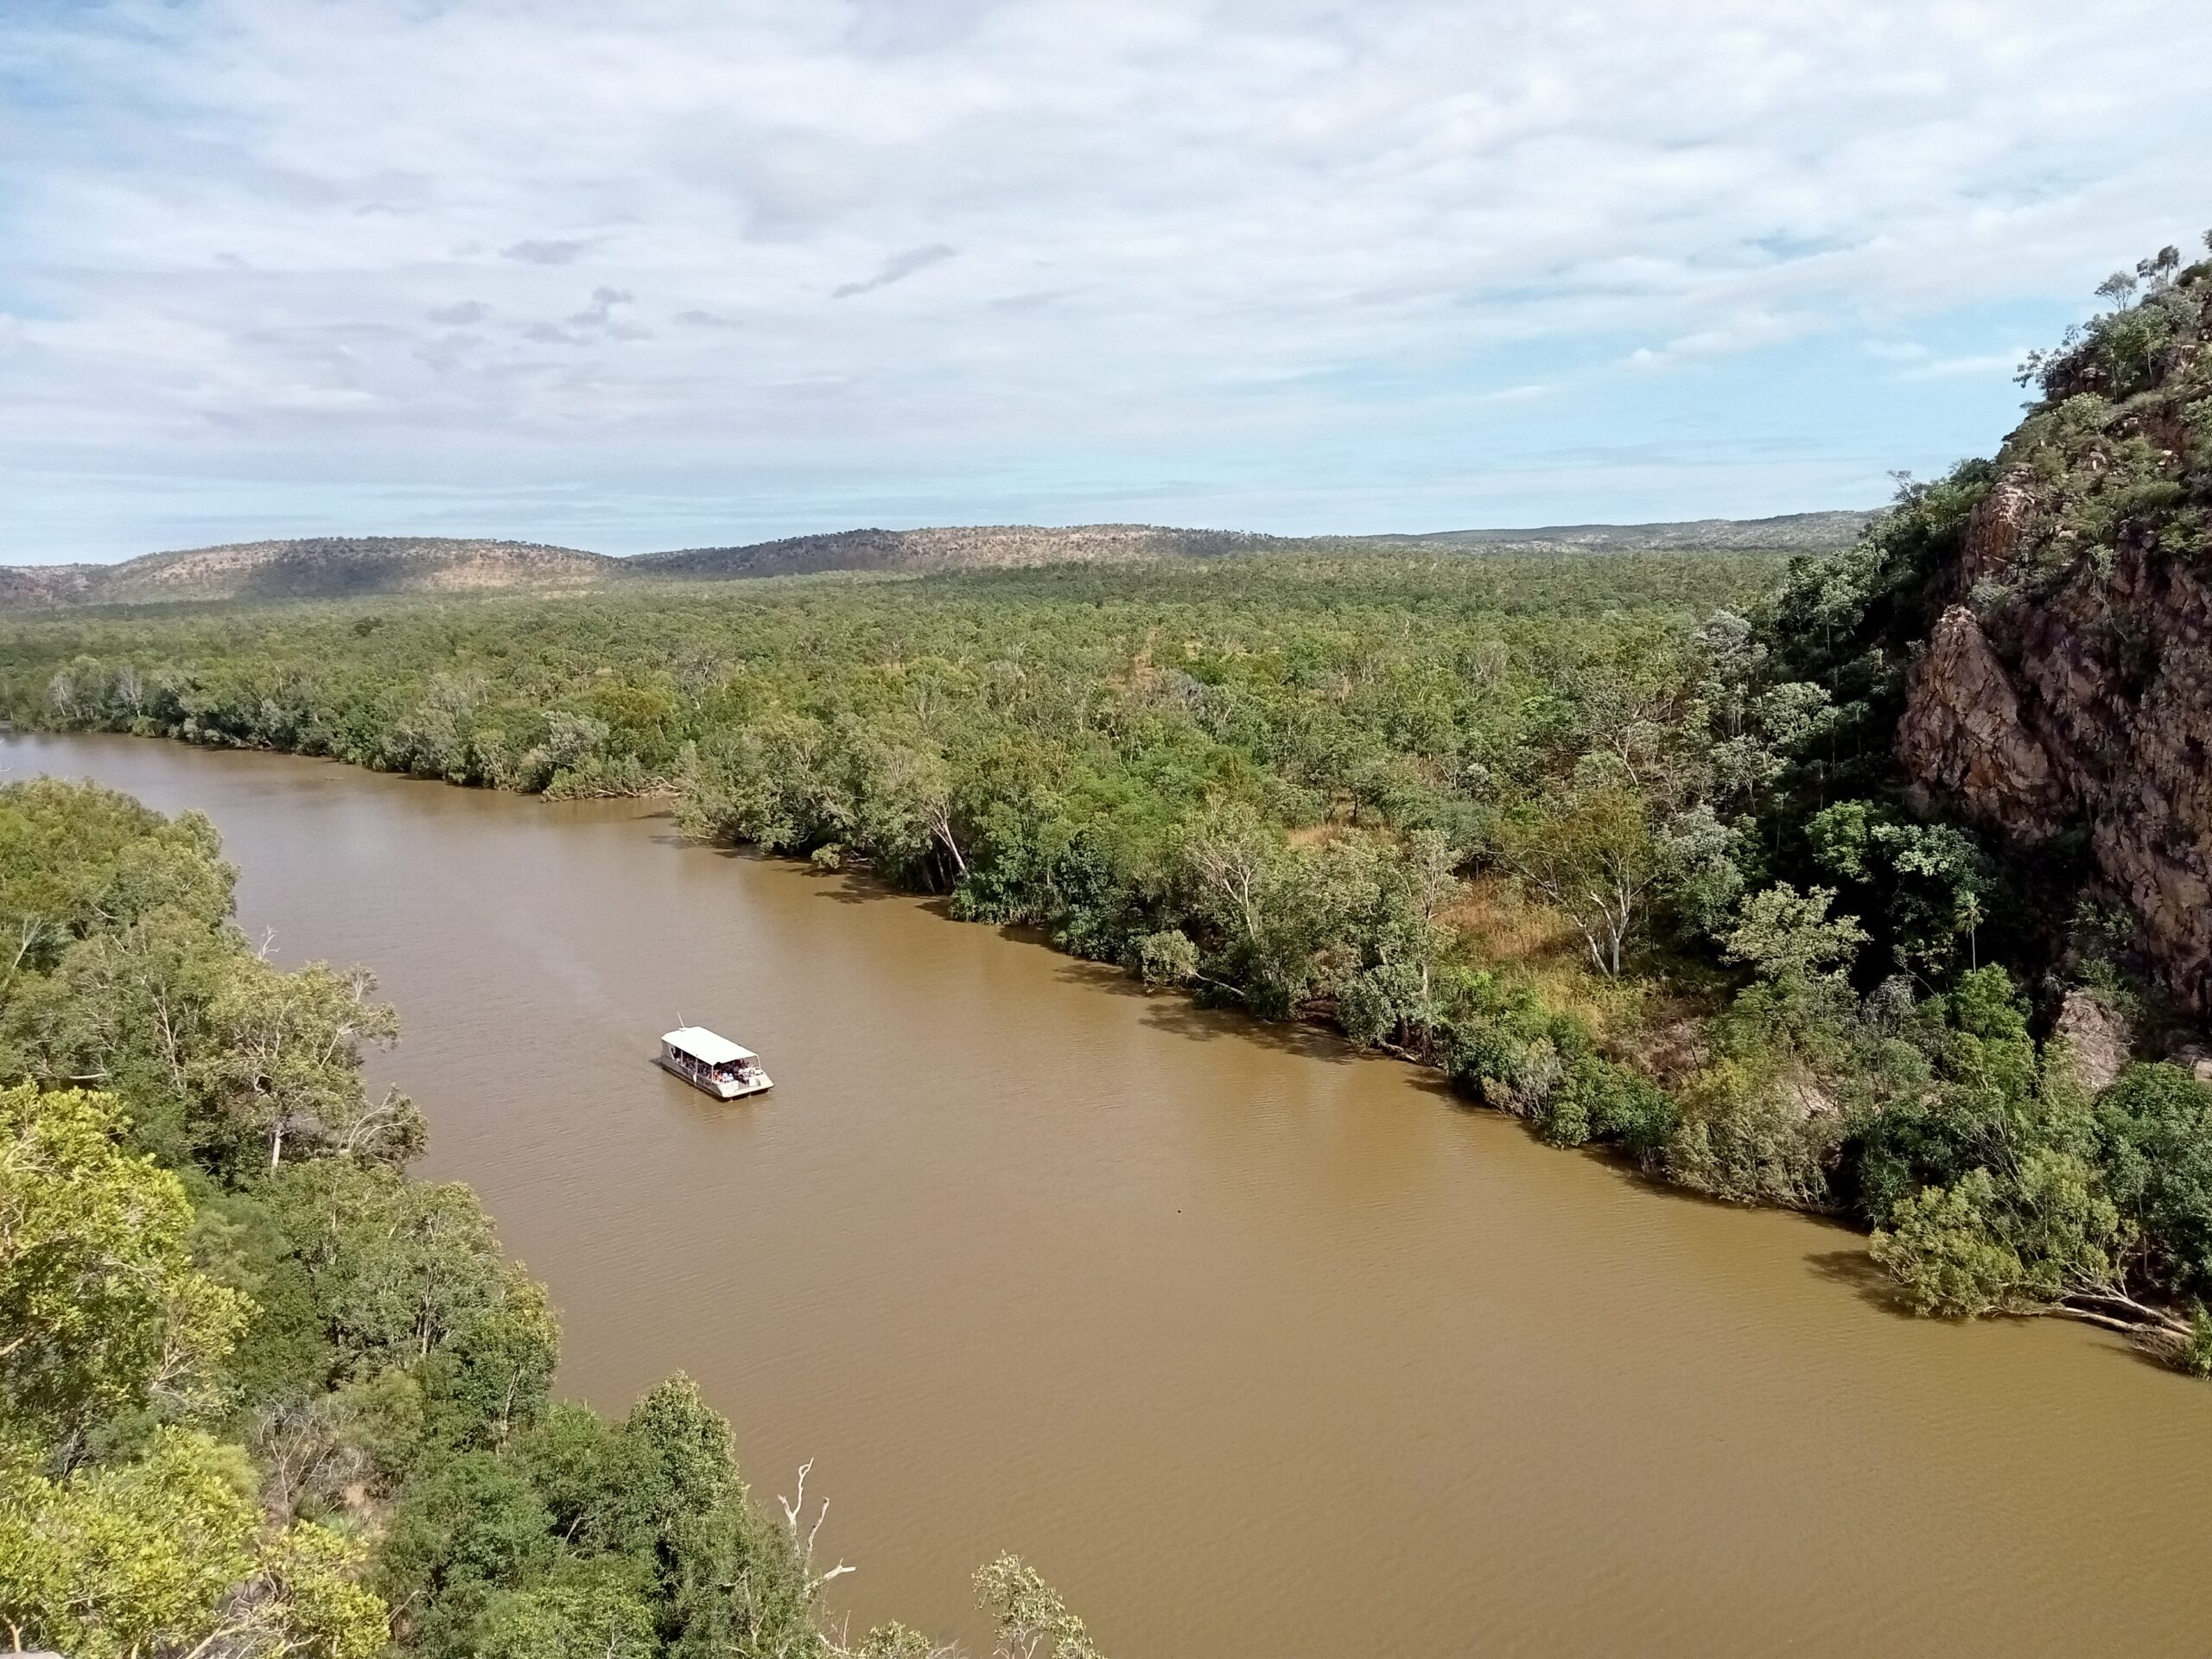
9;732;2209;1658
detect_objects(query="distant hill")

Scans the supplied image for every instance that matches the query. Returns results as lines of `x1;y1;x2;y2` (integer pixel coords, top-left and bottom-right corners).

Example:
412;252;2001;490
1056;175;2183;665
0;537;619;607
1356;510;1878;553
631;513;1872;582
0;563;104;608
0;512;1877;608
627;523;1295;581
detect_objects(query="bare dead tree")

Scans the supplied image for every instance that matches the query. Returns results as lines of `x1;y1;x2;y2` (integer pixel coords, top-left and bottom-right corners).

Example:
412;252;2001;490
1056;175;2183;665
779;1458;855;1599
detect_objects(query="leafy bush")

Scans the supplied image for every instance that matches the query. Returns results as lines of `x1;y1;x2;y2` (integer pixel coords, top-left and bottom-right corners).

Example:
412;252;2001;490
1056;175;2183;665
1663;1070;1838;1208
2095;1064;2212;1293
1534;1053;1680;1157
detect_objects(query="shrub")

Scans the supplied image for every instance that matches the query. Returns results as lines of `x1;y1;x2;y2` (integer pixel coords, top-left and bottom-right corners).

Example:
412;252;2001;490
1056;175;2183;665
1664;1065;1836;1207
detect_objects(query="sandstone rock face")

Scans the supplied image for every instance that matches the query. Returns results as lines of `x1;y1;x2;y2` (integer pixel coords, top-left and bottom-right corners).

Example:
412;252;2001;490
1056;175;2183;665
1897;481;2212;1013
1897;605;2069;838
2054;988;2133;1094
1956;480;2036;593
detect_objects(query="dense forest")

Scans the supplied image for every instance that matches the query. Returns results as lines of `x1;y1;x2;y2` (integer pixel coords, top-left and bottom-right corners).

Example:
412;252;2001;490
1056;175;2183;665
0;779;1096;1656
7;238;2212;1649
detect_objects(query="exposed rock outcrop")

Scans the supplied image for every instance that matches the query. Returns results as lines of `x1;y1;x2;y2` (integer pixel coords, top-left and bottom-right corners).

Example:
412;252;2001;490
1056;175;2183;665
2054;989;2134;1094
1955;480;2035;592
1893;255;2212;1012
1899;523;2212;1011
1897;605;2069;838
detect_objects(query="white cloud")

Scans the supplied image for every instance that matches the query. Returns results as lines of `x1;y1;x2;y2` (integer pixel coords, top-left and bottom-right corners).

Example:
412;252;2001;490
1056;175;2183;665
1861;340;2035;380
1;0;2208;556
1626;312;1815;369
501;238;594;266
833;244;958;300
1896;350;2031;382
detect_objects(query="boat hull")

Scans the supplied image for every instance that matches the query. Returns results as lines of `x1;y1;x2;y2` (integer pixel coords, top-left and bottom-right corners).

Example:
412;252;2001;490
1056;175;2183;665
658;1055;773;1098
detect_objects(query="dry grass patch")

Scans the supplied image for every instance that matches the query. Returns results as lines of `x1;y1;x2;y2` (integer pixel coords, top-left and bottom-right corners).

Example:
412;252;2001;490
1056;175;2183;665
1443;874;1585;970
1445;874;1612;1020
1443;874;1696;1055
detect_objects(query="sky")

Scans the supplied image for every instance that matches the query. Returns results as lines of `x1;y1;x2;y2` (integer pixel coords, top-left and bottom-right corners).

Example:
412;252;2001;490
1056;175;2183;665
2;0;2209;563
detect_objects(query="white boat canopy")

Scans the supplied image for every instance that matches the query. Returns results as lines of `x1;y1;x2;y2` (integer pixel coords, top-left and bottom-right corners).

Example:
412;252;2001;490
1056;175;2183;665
663;1027;758;1065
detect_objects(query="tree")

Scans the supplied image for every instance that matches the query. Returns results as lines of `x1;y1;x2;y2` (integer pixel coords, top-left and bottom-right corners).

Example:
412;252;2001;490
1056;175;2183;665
846;731;967;887
270;1160;544;1398
1133;928;1198;988
376;1451;555;1657
1177;803;1318;1010
1372;827;1465;1033
1872;1154;2123;1313
0;1425;385;1659
199;957;414;1172
846;1621;956;1658
1719;882;1867;1054
973;1554;1103;1659
1808;802;1993;976
2094;270;2139;308
1662;1071;1835;1208
2137;245;2182;292
613;1375;819;1658
417;1271;560;1452
1564;644;1686;794
1872;1149;2198;1351
0;1427;259;1657
1870;1166;2030;1317
1178;802;1279;956
1724;883;1866;984
678;710;840;855
0;780;233;962
1496;785;1659;977
387;672;490;783
221;1517;391;1659
0;1084;248;1449
477;1573;658;1659
2095;1064;2212;1293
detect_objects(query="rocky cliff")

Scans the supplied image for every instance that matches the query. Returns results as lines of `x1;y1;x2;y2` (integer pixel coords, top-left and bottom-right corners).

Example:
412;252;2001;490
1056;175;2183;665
1894;241;2212;1011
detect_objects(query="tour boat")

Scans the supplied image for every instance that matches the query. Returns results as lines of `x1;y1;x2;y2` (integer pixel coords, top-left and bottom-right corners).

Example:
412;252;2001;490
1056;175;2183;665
658;1027;773;1099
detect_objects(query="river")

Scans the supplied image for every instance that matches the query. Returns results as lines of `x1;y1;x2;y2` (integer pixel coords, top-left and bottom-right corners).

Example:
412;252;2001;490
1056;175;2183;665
6;731;2208;1656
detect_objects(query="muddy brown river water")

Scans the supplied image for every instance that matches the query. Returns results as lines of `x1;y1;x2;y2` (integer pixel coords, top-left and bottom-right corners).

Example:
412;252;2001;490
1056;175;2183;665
7;731;2209;1656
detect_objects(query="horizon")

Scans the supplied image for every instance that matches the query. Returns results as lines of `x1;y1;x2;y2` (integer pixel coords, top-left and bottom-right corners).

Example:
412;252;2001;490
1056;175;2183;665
4;3;2209;563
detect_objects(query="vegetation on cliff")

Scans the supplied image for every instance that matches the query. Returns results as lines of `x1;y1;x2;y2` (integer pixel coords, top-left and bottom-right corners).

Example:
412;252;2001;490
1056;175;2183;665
1730;232;2212;1352
0;779;1094;1656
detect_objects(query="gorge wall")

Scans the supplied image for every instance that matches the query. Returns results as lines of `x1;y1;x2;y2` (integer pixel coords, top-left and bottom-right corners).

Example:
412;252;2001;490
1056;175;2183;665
1894;249;2212;1012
